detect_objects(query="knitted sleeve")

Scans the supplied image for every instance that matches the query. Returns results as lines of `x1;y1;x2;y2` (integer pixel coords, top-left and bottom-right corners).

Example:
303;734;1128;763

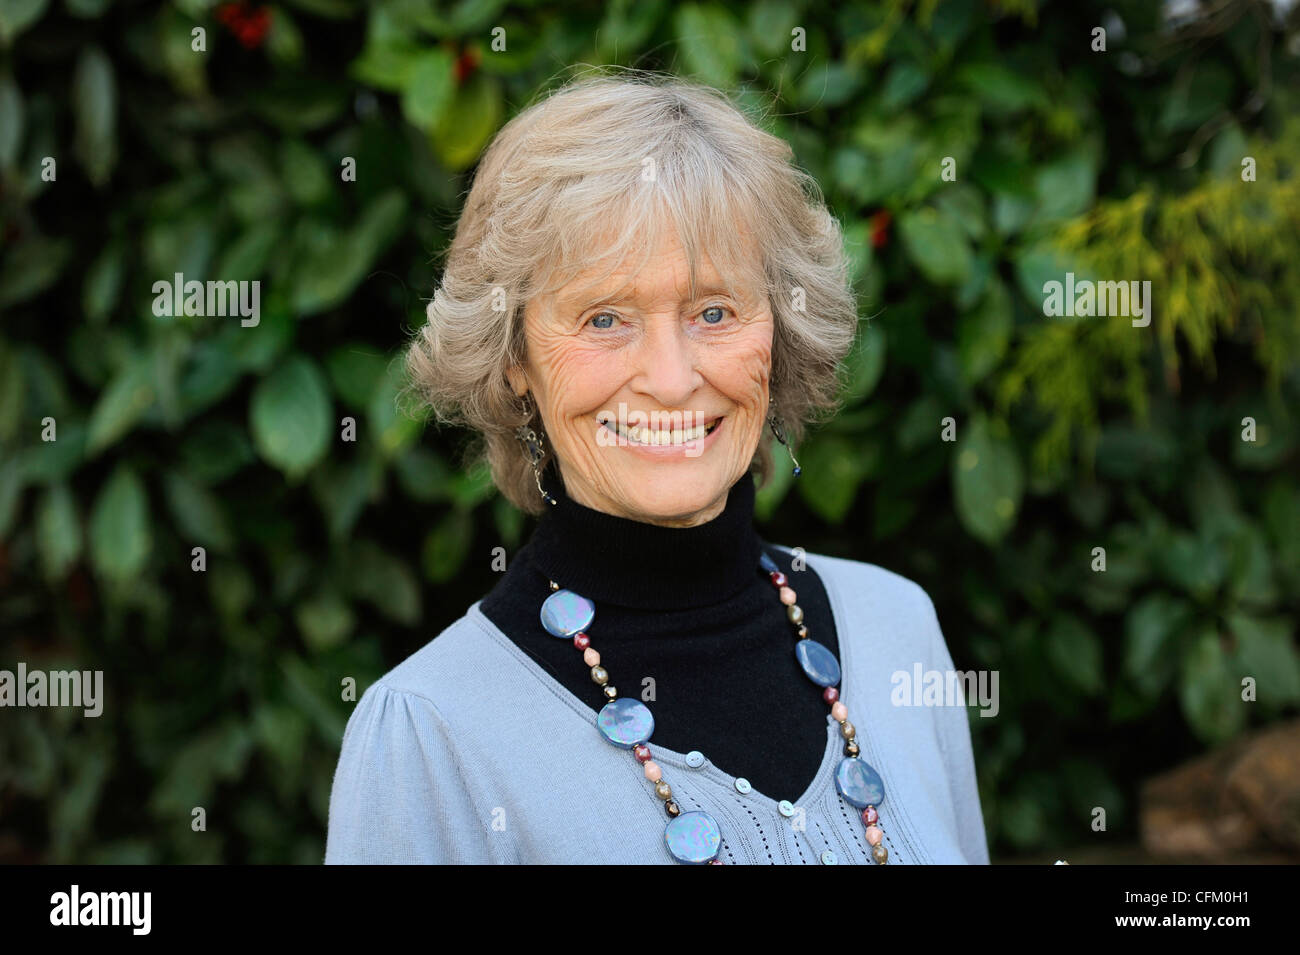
324;679;506;864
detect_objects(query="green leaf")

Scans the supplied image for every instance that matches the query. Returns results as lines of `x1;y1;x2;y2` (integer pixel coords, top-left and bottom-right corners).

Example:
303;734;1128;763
952;416;1023;544
19;422;87;484
840;320;886;404
1123;592;1191;698
898;207;972;285
0;75;23;167
430;71;501;171
956;279;1011;384
179;419;255;484
216;222;281;282
1229;613;1300;708
36;483;81;580
0;235;72;308
347;541;420;625
401;48;456;132
163;471;235;551
394;447;451;503
1031;147;1098;224
291;191;408;315
89;466;151;581
1045;615;1103;695
249;356;333;479
422;508;472;583
82;241;125;323
957;62;1047;114
72;46;116;185
368;356;423;458
278;140;329;207
295;591;355;652
676;4;743;90
86;355;155;455
325;344;389;408
1178;626;1245;744
0;457;22;540
1160;529;1227;600
0;0;49;45
797;434;864;524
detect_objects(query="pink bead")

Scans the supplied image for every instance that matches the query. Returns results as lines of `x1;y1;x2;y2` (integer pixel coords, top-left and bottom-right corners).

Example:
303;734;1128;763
573;632;590;650
779;586;797;605
644;761;662;782
583;648;600;666
865;825;883;846
823;687;839;704
831;701;847;722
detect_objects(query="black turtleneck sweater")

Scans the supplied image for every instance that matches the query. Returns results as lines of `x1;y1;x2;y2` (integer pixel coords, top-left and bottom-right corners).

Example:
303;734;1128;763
479;467;840;802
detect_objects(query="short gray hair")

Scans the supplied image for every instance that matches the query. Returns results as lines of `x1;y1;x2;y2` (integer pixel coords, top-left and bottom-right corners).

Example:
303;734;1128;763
405;67;860;514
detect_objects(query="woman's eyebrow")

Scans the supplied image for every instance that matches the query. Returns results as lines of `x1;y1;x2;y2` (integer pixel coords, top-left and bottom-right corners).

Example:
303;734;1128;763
565;281;737;310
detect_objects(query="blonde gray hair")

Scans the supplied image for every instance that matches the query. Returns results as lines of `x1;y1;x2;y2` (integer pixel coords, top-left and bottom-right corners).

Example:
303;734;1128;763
405;67;860;515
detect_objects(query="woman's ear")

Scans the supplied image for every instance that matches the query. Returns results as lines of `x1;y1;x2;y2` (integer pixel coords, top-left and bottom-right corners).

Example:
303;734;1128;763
505;363;528;397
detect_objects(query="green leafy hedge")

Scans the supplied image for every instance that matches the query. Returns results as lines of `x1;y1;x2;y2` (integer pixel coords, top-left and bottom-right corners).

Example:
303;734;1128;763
1;0;1297;862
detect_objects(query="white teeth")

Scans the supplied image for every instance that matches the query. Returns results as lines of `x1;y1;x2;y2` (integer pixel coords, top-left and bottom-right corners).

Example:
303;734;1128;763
615;421;713;445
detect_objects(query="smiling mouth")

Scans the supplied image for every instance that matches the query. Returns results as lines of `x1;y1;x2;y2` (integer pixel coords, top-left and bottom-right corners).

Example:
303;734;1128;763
599;416;723;446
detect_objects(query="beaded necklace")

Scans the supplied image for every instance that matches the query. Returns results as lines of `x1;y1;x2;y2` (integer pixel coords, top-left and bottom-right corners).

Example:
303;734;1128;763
538;549;889;864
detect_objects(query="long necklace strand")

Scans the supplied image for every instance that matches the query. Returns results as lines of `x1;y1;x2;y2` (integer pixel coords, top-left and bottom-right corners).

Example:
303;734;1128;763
538;551;889;865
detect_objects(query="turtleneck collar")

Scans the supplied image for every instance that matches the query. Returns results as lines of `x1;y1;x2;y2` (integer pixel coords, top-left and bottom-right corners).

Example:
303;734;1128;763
524;465;763;611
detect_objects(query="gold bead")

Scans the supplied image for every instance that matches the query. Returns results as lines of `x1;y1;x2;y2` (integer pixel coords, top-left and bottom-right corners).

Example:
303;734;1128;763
655;780;672;800
796;625;808;639
591;665;608;685
840;720;855;740
602;685;618;700
549;581;559;591
787;604;804;625
665;800;681;818
872;843;888;864
845;740;860;757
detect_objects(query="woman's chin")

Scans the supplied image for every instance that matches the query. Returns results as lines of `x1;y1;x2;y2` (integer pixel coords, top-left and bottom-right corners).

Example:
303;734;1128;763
607;472;733;526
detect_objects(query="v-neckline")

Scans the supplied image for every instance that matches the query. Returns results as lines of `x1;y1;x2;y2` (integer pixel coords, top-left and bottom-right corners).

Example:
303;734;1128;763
464;546;856;813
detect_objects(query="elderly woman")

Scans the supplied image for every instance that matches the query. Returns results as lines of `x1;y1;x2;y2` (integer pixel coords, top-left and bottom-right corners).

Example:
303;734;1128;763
325;72;989;865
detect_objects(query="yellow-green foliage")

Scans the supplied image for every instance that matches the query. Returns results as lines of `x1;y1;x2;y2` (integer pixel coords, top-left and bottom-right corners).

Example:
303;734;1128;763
998;119;1300;477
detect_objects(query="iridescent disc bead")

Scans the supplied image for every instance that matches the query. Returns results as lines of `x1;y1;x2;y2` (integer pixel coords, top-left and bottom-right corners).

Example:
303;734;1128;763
834;756;886;809
664;810;722;864
795;639;842;687
595;698;654;748
540;589;595;637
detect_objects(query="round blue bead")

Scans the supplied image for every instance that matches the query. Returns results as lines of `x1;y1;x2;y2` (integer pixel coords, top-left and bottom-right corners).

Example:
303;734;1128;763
539;589;594;637
595;698;655;748
834;756;885;809
794;639;841;687
664;810;722;864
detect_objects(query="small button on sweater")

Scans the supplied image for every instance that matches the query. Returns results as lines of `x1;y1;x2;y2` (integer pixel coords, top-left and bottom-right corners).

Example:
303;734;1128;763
325;472;990;864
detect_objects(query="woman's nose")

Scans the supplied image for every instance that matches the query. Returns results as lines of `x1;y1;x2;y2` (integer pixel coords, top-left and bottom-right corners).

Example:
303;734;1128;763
632;320;701;406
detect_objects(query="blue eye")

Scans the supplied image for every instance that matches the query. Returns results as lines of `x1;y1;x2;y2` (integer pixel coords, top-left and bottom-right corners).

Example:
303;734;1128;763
589;312;617;329
701;306;725;324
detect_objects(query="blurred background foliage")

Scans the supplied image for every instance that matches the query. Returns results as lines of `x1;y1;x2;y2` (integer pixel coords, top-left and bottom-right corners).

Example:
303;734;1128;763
1;0;1297;863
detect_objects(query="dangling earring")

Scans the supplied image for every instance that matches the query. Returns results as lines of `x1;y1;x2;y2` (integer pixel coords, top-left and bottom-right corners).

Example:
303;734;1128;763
768;399;802;477
515;395;557;506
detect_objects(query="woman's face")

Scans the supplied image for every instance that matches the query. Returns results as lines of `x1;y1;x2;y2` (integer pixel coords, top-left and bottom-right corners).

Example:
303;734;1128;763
508;229;774;527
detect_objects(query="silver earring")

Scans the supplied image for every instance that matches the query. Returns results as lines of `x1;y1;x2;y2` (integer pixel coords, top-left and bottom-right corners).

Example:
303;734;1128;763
515;395;556;506
768;400;802;477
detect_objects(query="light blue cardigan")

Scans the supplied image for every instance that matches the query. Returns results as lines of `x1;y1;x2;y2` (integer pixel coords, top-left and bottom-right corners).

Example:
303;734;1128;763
325;547;991;864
